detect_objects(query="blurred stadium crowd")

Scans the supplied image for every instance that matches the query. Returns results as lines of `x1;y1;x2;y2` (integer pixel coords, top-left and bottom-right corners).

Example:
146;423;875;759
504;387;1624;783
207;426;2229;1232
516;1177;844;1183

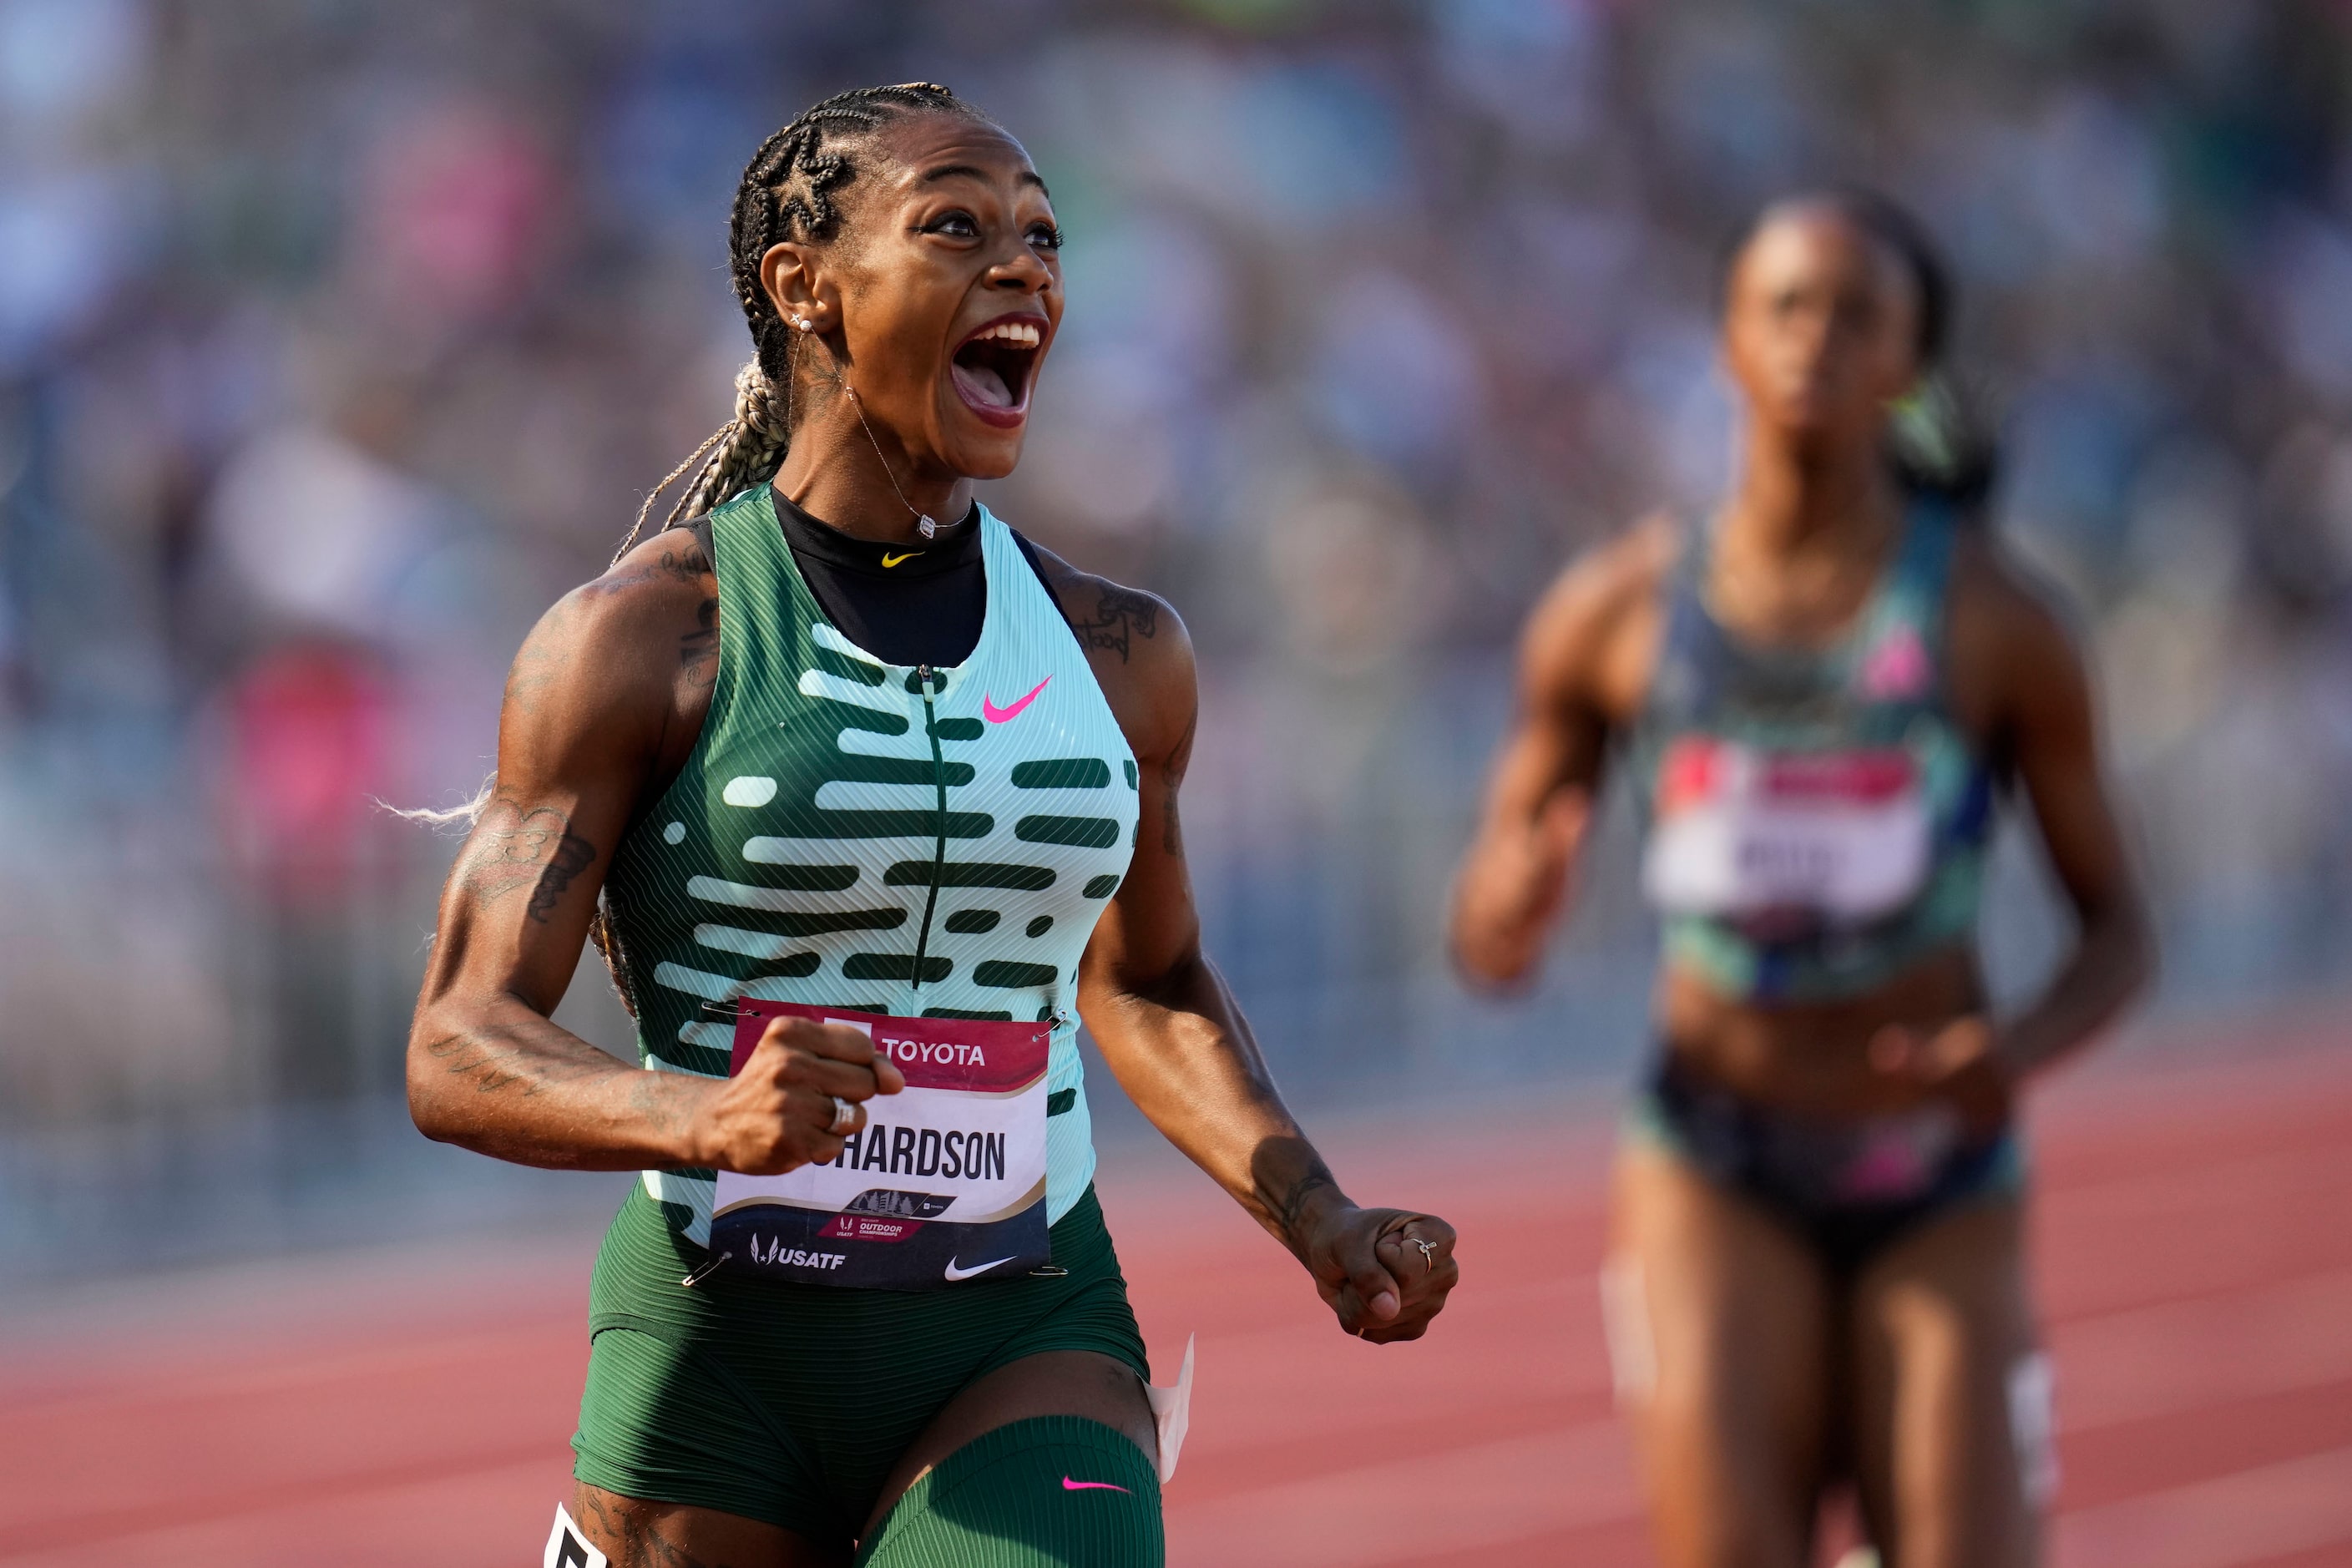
3;0;2350;1158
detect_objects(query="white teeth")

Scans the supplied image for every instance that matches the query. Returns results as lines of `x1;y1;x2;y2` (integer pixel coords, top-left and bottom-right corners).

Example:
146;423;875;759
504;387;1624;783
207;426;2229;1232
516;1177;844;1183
974;322;1040;346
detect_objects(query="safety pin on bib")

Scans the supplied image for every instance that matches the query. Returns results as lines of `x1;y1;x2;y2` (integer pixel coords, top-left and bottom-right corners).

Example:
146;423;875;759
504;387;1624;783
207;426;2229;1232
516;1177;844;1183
680;1250;733;1289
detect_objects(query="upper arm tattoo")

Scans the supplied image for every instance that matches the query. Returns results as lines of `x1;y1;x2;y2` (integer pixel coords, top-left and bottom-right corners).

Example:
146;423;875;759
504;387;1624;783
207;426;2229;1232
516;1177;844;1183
635;536;719;688
456;797;599;925
528;830;599;923
1070;584;1160;663
680;595;718;685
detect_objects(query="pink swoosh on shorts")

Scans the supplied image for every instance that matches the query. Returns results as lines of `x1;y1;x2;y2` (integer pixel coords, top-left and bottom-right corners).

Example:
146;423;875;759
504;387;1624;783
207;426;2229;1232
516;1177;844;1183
1062;1476;1131;1494
983;675;1050;724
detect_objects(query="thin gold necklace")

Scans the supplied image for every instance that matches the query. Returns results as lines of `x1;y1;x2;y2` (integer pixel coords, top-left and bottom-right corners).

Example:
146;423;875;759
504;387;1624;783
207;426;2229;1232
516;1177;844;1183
843;385;953;540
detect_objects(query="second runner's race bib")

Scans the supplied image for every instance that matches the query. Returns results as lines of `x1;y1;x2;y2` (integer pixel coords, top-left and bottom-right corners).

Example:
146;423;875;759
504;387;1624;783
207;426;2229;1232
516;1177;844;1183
1643;736;1930;925
710;1000;1052;1290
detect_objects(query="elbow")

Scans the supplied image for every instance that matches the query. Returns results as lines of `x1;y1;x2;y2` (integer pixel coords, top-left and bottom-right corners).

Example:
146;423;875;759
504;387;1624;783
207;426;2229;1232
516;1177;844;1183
403;1020;462;1144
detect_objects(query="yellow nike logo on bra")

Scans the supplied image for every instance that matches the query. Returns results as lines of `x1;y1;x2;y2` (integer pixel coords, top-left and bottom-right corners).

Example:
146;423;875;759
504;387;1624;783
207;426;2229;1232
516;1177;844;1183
881;550;923;568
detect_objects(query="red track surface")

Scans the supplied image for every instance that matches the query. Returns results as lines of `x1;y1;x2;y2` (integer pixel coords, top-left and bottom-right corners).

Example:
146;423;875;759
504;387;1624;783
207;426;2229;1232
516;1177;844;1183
7;1041;2350;1565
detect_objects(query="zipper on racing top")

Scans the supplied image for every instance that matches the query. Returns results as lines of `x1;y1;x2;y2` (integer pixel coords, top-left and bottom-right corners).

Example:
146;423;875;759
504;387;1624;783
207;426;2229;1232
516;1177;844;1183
908;663;948;994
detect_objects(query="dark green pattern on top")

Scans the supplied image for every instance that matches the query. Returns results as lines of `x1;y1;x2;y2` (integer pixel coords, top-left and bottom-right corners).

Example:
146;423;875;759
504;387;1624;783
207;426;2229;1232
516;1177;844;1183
598;487;1138;1242
1016;815;1121;848
1011;757;1111;789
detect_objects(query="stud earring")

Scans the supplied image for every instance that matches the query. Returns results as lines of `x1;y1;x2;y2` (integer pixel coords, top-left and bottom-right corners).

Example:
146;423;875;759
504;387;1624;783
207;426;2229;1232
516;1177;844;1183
794;316;814;332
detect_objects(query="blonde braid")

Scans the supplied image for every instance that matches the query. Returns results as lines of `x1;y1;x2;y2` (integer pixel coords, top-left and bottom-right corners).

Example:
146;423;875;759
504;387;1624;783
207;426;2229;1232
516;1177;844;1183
611;359;792;564
685;358;792;516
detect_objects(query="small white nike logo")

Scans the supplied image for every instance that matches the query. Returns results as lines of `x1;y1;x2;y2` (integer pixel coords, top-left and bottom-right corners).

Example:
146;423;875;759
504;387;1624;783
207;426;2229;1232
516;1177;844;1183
944;1255;1014;1282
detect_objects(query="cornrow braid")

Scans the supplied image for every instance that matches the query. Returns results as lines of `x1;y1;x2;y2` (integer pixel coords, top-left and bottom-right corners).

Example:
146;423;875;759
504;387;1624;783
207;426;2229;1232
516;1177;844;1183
615;83;984;564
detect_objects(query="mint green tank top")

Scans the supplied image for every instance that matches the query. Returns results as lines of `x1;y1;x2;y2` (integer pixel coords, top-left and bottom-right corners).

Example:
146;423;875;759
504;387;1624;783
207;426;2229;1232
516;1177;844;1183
600;488;1139;1246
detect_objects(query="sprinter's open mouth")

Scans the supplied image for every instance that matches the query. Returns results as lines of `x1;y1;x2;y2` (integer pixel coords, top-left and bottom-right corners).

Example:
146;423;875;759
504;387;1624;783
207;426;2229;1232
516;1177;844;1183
950;316;1044;425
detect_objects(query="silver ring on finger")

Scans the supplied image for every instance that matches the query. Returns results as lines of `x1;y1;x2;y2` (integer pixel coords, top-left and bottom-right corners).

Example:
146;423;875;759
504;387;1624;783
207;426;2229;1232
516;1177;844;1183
827;1095;857;1135
1409;1237;1439;1272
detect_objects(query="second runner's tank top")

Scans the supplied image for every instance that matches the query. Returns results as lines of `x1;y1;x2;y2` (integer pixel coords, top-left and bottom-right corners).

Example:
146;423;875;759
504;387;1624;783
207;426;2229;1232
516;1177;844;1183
1624;500;1994;1002
601;485;1140;1247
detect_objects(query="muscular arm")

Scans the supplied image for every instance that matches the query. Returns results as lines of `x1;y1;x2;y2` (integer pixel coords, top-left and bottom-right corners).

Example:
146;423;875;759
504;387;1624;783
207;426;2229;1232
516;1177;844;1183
1449;524;1667;987
1029;550;1459;1342
1955;548;2156;1080
407;529;895;1172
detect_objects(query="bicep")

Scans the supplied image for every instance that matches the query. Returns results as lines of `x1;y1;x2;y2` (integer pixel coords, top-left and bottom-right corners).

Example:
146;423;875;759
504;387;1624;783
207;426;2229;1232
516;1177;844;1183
424;597;667;1018
1077;613;1204;994
1481;580;1616;822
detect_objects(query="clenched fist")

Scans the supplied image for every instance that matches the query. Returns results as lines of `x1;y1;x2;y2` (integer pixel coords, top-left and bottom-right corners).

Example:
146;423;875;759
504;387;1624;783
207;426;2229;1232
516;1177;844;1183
686;1016;906;1176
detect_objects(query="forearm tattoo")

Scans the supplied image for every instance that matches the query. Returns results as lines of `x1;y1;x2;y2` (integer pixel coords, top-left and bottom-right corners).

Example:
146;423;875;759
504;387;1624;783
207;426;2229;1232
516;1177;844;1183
1259;1153;1340;1250
456;798;599;925
1071;584;1160;663
420;1024;604;1099
421;1031;532;1096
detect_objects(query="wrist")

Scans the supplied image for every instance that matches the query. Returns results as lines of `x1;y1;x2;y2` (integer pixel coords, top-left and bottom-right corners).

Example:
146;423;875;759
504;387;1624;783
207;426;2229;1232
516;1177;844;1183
650;1070;721;1168
1284;1178;1358;1255
1252;1142;1353;1255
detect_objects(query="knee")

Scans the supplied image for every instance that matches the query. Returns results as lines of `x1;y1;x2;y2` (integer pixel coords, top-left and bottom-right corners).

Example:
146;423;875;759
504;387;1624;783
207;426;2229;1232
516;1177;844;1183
860;1416;1162;1567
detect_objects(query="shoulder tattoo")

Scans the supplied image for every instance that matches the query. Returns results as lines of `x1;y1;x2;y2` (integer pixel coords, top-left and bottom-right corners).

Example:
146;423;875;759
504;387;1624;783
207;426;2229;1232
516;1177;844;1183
1070;584;1160;664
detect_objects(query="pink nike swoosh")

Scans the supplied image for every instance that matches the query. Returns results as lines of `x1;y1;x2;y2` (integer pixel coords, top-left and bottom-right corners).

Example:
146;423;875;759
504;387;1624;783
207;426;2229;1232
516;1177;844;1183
1062;1476;1131;1494
983;675;1051;724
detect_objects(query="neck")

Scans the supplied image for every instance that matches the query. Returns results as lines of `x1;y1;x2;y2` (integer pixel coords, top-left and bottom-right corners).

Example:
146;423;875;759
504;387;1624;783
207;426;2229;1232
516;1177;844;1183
770;398;972;548
1722;427;1898;560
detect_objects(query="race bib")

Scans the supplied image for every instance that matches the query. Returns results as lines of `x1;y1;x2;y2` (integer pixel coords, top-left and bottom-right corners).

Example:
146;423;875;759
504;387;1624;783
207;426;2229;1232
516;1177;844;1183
1644;737;1930;924
710;1001;1052;1290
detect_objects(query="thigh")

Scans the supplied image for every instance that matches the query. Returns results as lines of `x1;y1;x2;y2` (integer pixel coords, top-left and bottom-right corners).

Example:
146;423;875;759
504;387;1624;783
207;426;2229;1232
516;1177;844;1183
860;1349;1157;1536
570;1483;847;1568
1611;1141;1836;1568
1849;1196;2042;1568
572;1323;854;1557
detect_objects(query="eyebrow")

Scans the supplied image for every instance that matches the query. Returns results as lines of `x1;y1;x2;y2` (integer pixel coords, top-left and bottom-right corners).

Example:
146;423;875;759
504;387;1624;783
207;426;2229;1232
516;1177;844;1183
918;164;1050;197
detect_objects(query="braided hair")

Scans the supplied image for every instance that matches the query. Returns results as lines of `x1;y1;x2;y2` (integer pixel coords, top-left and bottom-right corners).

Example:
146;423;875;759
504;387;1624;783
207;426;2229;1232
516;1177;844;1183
615;82;988;561
1721;188;1997;513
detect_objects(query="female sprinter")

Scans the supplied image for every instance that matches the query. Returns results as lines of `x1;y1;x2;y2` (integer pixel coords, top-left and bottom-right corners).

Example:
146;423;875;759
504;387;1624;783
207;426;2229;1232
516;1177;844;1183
1450;191;2152;1567
409;83;1459;1568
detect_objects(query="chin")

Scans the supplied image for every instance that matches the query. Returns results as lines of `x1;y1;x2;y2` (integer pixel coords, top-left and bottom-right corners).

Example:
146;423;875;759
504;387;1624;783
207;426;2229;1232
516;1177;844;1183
936;403;1028;481
963;449;1022;482
945;438;1024;483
